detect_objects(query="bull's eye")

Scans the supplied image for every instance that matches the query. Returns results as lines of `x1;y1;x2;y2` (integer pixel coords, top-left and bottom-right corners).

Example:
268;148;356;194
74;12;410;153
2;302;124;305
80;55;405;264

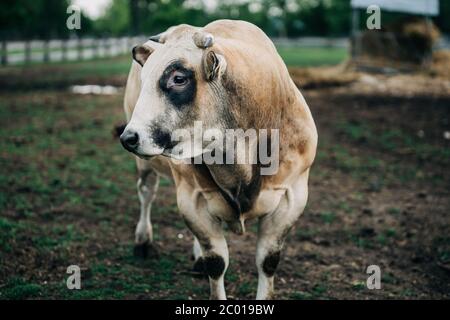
167;71;188;89
174;75;186;85
158;61;196;108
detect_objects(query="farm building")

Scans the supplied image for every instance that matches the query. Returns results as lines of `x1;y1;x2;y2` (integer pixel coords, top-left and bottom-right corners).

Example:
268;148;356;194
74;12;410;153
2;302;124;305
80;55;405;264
350;0;441;70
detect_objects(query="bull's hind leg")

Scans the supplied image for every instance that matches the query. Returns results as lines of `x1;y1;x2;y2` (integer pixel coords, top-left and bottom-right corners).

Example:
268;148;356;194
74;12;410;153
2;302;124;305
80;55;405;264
134;162;160;258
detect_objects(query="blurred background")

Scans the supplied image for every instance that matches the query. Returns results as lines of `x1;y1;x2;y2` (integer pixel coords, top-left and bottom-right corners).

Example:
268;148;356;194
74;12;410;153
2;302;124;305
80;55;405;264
0;0;449;300
1;0;449;67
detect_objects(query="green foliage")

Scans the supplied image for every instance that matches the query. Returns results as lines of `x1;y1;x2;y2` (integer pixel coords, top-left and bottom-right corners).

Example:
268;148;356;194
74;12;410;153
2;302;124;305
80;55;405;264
94;0;131;36
436;1;450;33
0;0;71;39
2;0;450;40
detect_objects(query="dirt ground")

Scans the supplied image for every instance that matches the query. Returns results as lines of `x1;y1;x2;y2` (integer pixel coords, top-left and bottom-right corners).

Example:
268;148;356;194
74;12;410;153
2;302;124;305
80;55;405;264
0;63;449;300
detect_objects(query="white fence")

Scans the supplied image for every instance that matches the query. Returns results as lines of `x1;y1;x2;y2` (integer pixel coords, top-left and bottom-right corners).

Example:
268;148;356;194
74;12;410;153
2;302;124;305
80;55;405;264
0;36;350;66
1;35;447;66
0;36;148;66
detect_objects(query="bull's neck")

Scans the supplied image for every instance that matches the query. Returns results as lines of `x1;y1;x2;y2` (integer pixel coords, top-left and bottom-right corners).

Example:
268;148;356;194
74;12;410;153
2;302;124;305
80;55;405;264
199;160;262;217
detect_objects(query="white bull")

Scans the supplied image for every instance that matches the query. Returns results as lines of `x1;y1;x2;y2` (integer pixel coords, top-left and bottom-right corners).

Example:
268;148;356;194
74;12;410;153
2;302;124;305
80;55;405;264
121;20;317;299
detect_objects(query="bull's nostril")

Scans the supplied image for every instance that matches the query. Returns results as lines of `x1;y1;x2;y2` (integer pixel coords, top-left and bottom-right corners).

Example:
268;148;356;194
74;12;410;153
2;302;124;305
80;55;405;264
126;133;139;146
120;130;139;152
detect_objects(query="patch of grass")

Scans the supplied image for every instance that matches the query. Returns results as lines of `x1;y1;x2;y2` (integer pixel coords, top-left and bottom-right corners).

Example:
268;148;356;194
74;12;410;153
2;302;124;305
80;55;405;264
236;281;255;297
159;177;173;187
351;281;366;291
385;228;397;238
64;287;126;300
291;283;328;300
290;291;313;300
377;234;388;246
33;224;86;250
382;272;397;285
0;218;26;253
387;207;401;215
376;228;397;246
0;277;43;299
2;55;131;78
439;251;450;263
311;284;328;298
296;228;317;241
52;251;188;299
433;236;450;264
277;46;348;67
0;56;131;91
350;234;374;249
320;211;336;224
328;146;383;175
338;120;450;166
400;289;416;297
337;201;353;214
338;122;373;143
318;135;442;188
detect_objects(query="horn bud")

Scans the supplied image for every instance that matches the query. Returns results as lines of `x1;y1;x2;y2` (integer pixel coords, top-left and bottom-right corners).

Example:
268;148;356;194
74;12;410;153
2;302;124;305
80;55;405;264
193;32;214;48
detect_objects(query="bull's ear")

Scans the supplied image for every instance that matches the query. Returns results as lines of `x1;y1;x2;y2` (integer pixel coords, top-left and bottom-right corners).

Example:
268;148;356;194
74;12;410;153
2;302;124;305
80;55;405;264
203;50;227;81
132;45;154;67
149;25;181;44
148;34;162;43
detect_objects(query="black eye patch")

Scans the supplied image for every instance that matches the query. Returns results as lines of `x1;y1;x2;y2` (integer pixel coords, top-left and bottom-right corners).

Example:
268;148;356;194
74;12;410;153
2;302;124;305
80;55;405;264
158;61;196;109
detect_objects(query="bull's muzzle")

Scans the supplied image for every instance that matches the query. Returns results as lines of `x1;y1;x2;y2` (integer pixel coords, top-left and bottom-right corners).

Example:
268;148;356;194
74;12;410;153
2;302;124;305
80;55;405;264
120;129;139;152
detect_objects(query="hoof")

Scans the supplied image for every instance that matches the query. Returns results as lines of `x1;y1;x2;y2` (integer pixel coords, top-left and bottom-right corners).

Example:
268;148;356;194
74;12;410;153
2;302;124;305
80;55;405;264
191;257;207;278
133;241;159;259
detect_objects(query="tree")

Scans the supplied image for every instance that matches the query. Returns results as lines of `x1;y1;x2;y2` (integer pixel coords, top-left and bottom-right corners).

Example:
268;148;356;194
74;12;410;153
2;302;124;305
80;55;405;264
435;0;450;33
94;0;130;36
0;0;74;40
129;0;139;35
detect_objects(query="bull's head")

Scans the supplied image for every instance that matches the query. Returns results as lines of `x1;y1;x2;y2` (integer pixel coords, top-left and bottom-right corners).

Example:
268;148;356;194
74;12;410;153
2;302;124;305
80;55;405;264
120;26;228;160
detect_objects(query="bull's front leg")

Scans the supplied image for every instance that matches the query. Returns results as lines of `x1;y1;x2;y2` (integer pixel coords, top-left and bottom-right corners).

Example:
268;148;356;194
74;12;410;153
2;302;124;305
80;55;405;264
182;211;229;299
134;168;160;258
192;236;206;273
255;217;290;300
255;179;309;299
204;235;228;300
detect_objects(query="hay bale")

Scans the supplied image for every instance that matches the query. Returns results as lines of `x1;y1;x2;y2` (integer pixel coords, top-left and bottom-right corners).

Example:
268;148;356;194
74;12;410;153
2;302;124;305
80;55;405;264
430;50;450;79
289;66;360;89
355;18;441;65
